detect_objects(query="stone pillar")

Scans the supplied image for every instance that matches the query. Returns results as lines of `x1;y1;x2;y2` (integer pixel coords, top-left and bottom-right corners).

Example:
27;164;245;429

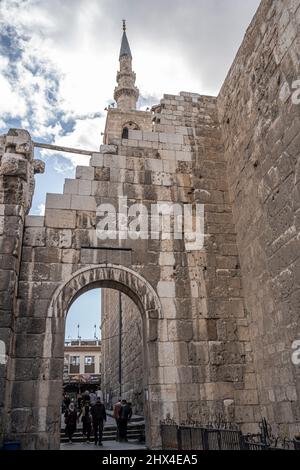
0;129;44;446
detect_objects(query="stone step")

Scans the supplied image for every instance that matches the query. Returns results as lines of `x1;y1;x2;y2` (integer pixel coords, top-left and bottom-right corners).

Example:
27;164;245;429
60;423;145;443
61;426;145;443
61;429;144;438
60;424;145;433
61;435;143;443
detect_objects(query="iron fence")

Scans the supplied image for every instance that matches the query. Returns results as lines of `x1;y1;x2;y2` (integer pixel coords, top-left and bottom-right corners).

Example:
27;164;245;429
160;419;300;451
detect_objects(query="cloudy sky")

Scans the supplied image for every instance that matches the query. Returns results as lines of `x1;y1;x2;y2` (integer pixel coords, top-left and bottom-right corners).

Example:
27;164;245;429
0;0;260;338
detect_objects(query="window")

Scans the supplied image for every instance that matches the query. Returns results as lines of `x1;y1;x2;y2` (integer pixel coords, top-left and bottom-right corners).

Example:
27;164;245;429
69;356;80;374
122;127;129;139
85;356;95;373
71;356;80;365
85;356;94;365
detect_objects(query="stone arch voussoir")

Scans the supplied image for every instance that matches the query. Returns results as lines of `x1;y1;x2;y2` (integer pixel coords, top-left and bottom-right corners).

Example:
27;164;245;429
48;264;162;320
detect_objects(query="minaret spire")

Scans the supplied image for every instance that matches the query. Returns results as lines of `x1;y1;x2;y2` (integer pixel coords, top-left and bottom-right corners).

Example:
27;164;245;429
114;20;139;111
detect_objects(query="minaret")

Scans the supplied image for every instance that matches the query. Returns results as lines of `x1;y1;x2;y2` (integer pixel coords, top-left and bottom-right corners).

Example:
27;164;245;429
114;20;139;111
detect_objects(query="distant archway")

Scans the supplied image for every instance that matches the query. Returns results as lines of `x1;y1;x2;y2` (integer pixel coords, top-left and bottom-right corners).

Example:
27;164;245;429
122;121;140;139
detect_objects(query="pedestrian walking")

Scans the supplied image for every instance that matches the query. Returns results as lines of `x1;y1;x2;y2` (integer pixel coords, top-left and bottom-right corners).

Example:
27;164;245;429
119;399;132;442
90;390;97;406
80;403;92;442
91;398;106;446
113;398;122;441
64;403;77;443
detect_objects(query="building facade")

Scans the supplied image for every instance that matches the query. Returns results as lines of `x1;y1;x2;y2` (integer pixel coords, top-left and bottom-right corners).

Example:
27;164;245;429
63;339;101;390
0;0;299;449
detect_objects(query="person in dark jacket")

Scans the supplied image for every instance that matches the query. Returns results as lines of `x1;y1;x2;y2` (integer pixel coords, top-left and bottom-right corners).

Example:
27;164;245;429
91;398;106;446
113;398;122;441
64;403;77;443
63;393;71;413
80;403;92;442
119;400;132;442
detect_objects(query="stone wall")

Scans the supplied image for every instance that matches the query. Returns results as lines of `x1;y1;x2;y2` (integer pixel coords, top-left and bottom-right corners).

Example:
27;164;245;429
218;0;300;436
101;289;144;414
147;92;257;429
0;130;44;447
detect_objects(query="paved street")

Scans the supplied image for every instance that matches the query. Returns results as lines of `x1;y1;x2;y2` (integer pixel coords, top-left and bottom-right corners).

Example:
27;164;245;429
60;440;146;450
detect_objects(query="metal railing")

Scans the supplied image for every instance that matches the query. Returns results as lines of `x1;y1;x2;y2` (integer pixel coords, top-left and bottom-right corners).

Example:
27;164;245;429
161;419;300;451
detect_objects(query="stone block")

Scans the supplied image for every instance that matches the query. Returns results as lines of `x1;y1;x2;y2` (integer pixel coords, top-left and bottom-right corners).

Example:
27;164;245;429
160;298;177;319
25;216;44;227
177;383;200;401
90;153;104;167
104;154;126;169
128;130;142;140
234;389;259;405
157;281;175;298
46;229;72;248
94;167;110;181
46;194;71;210
159;133;183;145
70;195;96;211
33;247;61;263
176;151;192;162
145;158;163;172
159;252;175;266
157;342;175;366
168;320;193;342
75;166;94;180
78;180;92;196
100;144;117;154
63;179;78;194
143;131;159;142
163;366;179;384
45;209;76;229
23;227;46;247
188;341;209;365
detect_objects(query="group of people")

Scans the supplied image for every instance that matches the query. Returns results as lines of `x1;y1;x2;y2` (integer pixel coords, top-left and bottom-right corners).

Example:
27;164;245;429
63;391;133;446
113;399;133;442
62;388;103;414
63;390;106;445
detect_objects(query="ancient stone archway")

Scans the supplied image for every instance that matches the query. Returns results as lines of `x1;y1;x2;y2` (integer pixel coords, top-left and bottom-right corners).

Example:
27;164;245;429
41;264;162;449
49;264;162;319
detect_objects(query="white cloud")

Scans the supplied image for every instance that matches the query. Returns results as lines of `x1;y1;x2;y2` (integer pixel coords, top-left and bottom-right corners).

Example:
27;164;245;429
41;116;105;167
37;203;45;216
0;0;260;171
0;74;27;118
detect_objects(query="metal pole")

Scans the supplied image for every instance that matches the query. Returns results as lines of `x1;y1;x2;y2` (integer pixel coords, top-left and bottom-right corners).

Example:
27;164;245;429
33;141;97;156
118;293;122;397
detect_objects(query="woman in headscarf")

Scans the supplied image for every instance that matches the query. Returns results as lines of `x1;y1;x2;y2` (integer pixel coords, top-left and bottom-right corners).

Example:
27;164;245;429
64;403;78;443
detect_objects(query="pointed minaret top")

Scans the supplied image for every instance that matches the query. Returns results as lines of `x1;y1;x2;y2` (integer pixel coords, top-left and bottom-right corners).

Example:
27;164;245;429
119;20;132;59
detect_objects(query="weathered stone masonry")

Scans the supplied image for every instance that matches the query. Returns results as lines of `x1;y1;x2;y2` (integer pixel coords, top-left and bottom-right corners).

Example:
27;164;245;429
218;0;300;436
0;0;299;449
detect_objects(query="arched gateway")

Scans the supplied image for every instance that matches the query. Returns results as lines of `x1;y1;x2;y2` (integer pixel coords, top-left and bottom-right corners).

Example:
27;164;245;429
42;264;162;449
